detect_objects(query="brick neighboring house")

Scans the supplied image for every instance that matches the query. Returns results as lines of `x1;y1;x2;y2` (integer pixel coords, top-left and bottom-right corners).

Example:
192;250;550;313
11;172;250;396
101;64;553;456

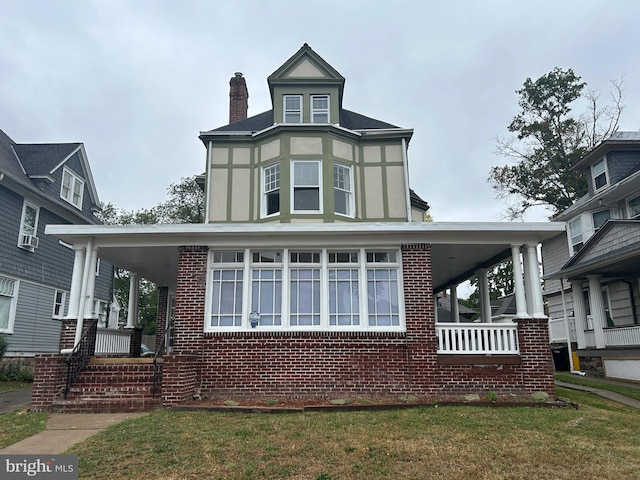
543;132;640;381
0;128;114;358
32;44;564;412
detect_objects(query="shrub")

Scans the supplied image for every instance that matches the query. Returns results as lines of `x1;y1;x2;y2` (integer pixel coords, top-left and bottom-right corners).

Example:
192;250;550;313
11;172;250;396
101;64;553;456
0;357;34;383
0;335;7;360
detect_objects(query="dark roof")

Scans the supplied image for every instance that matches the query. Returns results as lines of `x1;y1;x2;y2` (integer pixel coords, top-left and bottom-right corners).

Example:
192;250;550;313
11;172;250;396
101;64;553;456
202;108;399;135
0;128;27;183
410;189;429;212
14;143;81;176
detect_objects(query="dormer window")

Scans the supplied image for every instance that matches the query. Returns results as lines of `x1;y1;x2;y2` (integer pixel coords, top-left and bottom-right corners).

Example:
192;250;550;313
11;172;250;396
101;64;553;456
311;95;329;123
592;158;609;191
61;167;84;209
283;95;302;123
568;217;583;253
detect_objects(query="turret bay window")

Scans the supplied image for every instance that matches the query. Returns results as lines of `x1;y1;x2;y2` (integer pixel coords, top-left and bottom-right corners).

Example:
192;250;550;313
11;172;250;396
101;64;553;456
333;162;353;217
262;163;280;217
311;95;329;123
204;248;404;331
292;160;322;213
284;95;302;123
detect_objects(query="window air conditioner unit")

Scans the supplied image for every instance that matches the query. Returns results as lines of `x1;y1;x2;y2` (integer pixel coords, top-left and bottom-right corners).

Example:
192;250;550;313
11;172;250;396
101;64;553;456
20;234;39;249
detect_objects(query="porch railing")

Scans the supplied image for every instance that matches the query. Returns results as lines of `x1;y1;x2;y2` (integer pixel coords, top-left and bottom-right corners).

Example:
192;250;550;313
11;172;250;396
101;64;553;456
605;324;640;347
436;323;519;355
95;328;131;355
549;317;640;348
64;321;98;399
548;317;577;343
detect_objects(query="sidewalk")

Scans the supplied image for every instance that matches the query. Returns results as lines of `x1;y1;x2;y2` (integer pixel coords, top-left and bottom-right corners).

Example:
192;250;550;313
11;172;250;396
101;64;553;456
555;374;640;410
0;387;32;414
0;412;146;454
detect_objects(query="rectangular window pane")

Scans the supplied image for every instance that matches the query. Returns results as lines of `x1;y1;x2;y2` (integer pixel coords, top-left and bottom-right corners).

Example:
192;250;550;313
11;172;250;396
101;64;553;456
263;164;280;216
294;162;319;186
0;277;16;331
312;95;329;123
290;268;320;326
292;161;321;212
333;163;352;216
367;269;399;326
593;159;608;190
251;269;282;326
629;196;640;219
284;95;302;123
329;269;360;326
592;210;611;231
210;269;243;327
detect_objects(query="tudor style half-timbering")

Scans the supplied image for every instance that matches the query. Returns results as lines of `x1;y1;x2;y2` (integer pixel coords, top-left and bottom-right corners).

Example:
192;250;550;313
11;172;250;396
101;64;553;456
543;132;640;381
33;45;564;412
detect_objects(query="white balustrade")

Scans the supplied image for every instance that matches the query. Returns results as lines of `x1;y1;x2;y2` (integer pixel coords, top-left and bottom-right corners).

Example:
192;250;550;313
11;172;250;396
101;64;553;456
548;317;577;343
604;325;640;347
436;323;519;355
95;328;131;355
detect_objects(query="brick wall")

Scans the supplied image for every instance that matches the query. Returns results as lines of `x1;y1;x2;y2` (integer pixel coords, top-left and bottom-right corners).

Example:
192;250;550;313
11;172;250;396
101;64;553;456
31;354;67;411
59;318;97;353
162;354;199;406
173;246;207;355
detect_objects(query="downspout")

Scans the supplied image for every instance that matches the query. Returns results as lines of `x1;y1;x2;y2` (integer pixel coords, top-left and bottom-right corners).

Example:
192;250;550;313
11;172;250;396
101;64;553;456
401;138;412;222
74;237;94;347
560;278;586;375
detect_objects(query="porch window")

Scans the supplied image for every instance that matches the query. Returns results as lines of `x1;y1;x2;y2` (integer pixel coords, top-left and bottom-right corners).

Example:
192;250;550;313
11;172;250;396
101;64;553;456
333;162;354;217
262;163;280;217
0;276;17;333
291;160;322;213
568;217;583;254
591;158;609;191
18;202;39;251
205;248;403;332
628;195;640;219
311;95;329;123
61;167;84;209
283;95;302;123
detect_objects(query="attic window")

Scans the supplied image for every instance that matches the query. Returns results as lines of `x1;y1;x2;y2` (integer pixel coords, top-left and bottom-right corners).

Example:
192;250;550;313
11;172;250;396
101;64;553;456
568;217;583;254
61;167;84;209
284;95;302;123
592;158;609;191
311;95;329;123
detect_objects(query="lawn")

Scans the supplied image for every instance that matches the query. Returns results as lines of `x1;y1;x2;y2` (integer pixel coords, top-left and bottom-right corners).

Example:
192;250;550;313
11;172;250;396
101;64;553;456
68;388;640;480
0;381;32;394
0;408;48;449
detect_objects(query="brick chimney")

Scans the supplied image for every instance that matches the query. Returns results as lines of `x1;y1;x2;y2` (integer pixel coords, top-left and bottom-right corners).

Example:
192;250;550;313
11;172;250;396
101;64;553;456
229;72;248;124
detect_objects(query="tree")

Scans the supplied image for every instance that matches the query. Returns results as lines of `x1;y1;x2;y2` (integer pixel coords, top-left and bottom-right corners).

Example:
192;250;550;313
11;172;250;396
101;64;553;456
98;176;205;333
489;68;623;219
459;260;514;316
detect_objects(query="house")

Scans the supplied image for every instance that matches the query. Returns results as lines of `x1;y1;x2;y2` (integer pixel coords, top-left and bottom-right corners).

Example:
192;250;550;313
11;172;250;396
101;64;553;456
31;45;565;412
0;128;114;358
543;132;640;381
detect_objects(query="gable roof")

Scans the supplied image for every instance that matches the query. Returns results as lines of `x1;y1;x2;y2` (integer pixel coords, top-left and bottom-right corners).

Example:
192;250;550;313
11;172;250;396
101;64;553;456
13;143;81;176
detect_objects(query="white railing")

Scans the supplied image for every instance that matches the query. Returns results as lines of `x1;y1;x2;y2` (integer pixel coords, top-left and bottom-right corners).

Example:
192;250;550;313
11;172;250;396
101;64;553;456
436;323;519;355
548;317;577;343
95;328;131;355
584;330;596;348
604;324;640;347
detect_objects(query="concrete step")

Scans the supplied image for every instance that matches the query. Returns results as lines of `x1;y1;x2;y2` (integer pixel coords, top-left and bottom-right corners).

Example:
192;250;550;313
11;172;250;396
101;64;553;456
52;397;161;413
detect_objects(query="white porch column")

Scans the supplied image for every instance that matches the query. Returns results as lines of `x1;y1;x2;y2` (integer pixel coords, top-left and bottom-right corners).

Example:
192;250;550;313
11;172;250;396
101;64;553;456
66;247;85;319
126;272;139;329
74;237;94;346
478;269;492;323
569;279;587;349
450;285;460;323
525;244;545;317
83;247;99;319
510;245;528;318
587;275;606;349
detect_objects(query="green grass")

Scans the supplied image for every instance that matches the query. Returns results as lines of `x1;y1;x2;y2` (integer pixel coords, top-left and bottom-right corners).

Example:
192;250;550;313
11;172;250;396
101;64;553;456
0;381;32;393
555;372;640;402
67;388;640;480
0;409;48;448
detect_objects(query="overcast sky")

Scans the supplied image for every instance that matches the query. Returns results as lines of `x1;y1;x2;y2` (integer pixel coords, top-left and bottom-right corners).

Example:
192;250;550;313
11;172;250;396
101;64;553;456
2;0;640;222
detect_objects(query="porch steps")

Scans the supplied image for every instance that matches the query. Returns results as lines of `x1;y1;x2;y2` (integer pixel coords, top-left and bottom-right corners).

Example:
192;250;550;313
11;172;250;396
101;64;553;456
52;357;163;413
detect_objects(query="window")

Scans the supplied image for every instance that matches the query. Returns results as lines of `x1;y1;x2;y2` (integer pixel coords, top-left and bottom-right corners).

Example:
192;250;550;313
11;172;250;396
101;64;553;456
366;251;400;326
283;95;302;123
206;248;403;331
262;163;280;217
52;290;66;319
333;163;353;216
292;161;321;213
61;167;84;209
628;195;640;219
18;202;39;251
568;217;583;253
95;300;108;327
311;95;329;123
591;158;609;191
592;209;611;231
0;276;17;333
209;251;244;328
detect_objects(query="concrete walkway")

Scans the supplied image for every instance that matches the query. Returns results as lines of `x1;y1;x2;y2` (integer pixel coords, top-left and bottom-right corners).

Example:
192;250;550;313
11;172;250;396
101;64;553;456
555;380;640;409
0;387;32;414
0;412;146;454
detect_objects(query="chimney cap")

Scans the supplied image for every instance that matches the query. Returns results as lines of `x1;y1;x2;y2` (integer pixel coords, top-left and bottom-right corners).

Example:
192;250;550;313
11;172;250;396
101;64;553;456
234;72;243;77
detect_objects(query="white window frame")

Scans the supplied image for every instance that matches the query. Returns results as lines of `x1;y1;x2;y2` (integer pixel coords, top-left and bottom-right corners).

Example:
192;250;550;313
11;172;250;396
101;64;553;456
291;160;323;214
283;95;302;123
261;163;280;218
60;167;84;209
311;94;329;123
94;299;108;327
18;201;40;251
204;248;404;333
206;251;246;328
52;289;67;319
627;193;640;219
568;217;583;254
591;157;609;191
333;162;354;217
0;276;18;334
592;209;611;232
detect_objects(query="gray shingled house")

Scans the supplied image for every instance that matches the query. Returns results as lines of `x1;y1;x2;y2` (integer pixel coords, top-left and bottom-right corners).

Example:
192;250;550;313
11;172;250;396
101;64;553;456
0;128;114;358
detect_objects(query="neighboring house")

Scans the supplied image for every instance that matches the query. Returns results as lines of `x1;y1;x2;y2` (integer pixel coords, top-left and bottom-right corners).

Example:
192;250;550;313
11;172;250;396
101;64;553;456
32;45;565;412
542;132;640;381
0;128;113;357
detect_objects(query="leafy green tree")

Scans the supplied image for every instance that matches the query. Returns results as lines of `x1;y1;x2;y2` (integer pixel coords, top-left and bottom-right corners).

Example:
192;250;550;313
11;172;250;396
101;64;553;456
460;260;514;316
489;68;623;219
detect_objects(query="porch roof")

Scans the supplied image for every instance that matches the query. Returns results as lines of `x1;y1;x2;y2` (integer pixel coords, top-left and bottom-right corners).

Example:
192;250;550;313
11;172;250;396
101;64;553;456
46;222;565;292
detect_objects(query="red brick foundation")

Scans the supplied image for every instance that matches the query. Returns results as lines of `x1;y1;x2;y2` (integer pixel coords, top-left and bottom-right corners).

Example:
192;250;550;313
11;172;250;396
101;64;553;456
31;354;67;411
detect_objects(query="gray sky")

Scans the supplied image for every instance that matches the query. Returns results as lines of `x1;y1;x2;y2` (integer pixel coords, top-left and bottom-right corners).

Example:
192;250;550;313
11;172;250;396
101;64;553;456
2;0;640;221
